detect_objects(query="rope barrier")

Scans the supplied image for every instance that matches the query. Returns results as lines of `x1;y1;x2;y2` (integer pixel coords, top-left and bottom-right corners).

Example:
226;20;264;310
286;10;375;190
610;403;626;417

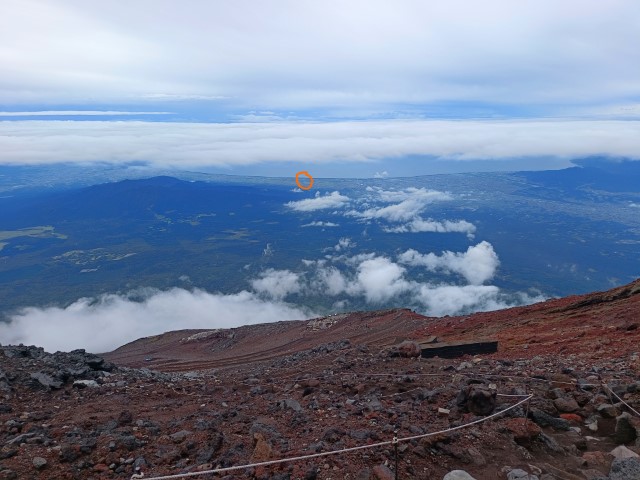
131;394;533;480
603;383;640;417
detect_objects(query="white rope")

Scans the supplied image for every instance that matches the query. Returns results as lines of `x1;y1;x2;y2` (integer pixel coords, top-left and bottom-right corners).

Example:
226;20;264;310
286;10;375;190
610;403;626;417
603;383;640;417
131;394;533;480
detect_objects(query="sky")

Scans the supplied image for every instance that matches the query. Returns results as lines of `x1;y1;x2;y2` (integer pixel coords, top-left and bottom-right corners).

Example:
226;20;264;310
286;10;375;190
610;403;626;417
1;0;640;177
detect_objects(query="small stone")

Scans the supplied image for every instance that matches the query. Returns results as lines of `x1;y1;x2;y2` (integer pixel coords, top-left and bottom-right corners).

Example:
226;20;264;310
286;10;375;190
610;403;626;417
467;447;486;466
443;471;477;480
597;403;617;418
610;445;640;459
372;464;394;480
32;457;47;470
507;469;539;480
30;372;63;390
582;450;611;468
279;398;303;413
548;388;565;399
456;362;472;371
504;418;541;444
438;408;450;416
559;413;582;424
615;413;638;444
580;469;608;480
397;341;421;358
529;409;570;431
539;433;564;453
608;457;640;480
170;430;191;443
553;396;579;413
73;380;99;389
0;469;17;480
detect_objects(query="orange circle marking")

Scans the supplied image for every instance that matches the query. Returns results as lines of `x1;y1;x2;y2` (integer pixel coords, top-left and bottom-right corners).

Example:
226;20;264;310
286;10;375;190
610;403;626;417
295;171;314;190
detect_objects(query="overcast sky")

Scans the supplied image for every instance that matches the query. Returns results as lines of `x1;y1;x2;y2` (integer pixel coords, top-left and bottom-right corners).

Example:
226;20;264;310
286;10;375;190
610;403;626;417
1;0;639;175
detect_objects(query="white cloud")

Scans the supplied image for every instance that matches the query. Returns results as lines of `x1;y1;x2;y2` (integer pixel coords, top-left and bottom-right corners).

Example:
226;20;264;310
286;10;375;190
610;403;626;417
1;120;640;168
0;288;310;353
0;111;171;116
352;257;411;303
357;199;424;222
343;187;467;236
333;237;355;252
412;284;513;317
370;187;451;203
384;218;476;237
285;191;350;211
250;269;301;300
398;241;500;285
301;221;339;227
308;249;542;315
374;171;389;178
141;94;227;101
313;266;349;296
0;1;638;112
630;203;639;208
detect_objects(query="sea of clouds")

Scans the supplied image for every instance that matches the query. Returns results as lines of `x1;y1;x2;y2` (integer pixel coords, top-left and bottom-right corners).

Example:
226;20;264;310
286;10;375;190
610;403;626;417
0;185;545;353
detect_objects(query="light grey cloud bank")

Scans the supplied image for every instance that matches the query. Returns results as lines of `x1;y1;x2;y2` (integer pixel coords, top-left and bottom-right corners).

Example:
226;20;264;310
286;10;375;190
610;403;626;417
0;289;311;353
1;1;638;111
1;120;640;168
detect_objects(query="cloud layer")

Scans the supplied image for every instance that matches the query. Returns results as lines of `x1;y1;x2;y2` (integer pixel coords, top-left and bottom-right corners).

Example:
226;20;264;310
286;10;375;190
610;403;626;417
1;1;639;113
398;241;499;285
0;289;310;353
0;240;542;352
256;241;543;317
290;186;477;237
1;120;640;168
285;191;350;211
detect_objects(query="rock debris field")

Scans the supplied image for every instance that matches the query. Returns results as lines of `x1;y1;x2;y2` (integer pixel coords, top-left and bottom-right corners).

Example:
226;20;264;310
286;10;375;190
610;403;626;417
0;279;639;479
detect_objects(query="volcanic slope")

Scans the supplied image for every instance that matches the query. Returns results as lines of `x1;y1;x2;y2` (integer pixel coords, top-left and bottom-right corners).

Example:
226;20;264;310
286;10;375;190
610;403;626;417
107;278;640;371
0;280;638;479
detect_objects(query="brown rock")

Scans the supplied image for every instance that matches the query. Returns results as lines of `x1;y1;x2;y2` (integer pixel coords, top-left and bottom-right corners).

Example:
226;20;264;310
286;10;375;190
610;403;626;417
251;432;273;462
504;418;542;444
554;397;580;413
582;450;612;468
372;464;395;480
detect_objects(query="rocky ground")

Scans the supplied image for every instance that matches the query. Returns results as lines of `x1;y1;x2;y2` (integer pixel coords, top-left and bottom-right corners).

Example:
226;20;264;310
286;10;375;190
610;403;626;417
0;280;639;479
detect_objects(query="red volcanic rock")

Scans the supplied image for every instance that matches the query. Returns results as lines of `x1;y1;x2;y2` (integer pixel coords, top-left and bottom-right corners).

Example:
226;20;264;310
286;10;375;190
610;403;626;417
503;418;542;444
560;413;583;424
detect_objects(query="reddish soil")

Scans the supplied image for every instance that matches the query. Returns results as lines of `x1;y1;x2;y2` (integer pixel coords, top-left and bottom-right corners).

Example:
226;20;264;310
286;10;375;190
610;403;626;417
1;279;638;480
106;279;640;371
